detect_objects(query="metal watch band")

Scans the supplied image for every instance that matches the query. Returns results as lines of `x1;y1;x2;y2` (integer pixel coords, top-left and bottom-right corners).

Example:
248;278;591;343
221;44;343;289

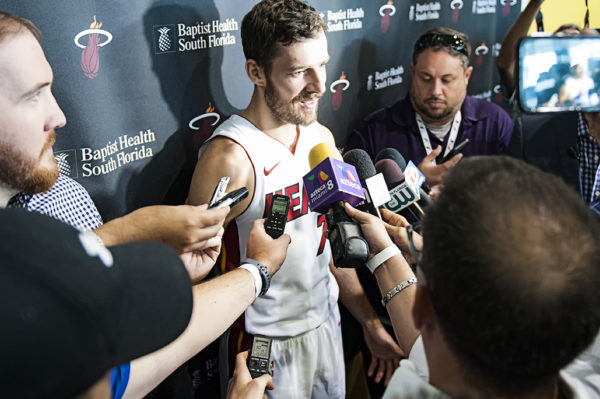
381;277;418;307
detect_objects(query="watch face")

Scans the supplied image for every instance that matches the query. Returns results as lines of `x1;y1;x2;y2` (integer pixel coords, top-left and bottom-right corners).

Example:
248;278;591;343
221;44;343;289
251;337;271;359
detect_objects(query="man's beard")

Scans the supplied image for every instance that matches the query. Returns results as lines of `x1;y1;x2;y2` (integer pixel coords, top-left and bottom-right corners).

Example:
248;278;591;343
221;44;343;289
264;80;320;126
0;131;59;195
410;91;459;124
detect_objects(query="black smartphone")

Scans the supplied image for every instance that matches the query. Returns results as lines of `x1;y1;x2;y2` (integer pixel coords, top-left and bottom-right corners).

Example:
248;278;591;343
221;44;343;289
264;194;290;238
208;187;249;209
441;138;469;163
248;335;272;379
209;177;230;207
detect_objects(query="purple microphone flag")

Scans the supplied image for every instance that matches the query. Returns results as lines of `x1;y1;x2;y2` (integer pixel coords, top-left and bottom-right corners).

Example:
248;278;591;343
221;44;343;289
303;158;365;214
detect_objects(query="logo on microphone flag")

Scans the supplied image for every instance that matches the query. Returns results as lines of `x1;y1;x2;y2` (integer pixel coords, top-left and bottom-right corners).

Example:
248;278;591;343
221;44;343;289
303;158;365;214
337;165;357;182
404;161;426;196
318;171;329;184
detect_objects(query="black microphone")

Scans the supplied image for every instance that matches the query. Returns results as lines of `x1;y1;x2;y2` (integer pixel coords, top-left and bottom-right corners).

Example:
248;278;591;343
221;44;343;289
375;148;433;208
343;149;390;219
375;148;432;195
375;148;407;169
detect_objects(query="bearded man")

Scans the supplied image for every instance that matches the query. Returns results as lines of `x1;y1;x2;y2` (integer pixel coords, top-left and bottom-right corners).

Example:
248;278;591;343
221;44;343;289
187;1;403;397
347;27;514;187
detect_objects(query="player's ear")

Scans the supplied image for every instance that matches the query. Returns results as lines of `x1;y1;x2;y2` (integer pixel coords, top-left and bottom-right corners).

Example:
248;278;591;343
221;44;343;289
246;59;266;87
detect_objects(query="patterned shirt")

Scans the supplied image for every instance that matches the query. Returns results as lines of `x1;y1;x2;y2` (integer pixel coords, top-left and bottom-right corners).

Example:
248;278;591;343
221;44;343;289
7;174;103;231
576;112;600;205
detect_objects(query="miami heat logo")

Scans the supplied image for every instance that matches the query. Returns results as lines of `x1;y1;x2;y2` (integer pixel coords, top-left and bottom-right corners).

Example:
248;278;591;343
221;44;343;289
450;0;464;23
188;102;221;151
74;16;113;79
379;1;396;33
337;165;357;182
330;72;350;111
500;0;517;16
493;85;502;103
475;43;489;67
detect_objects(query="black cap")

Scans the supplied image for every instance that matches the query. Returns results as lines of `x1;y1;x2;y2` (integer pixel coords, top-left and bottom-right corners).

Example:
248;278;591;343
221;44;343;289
0;208;193;397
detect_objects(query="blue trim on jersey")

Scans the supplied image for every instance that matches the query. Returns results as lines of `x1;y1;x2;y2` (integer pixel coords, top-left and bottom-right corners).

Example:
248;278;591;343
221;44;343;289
110;363;130;399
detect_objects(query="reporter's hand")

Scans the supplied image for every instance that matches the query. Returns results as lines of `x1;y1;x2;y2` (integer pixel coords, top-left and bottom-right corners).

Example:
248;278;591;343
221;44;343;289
245;219;291;276
138;204;229;253
179;229;223;284
343;203;393;256
428;183;443;200
380;209;423;263
417;145;462;186
226;351;274;399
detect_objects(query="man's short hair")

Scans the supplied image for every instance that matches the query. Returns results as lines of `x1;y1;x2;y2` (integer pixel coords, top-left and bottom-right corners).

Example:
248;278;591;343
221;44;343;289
555;23;580;34
0;11;41;44
421;156;600;395
241;0;326;76
412;27;471;70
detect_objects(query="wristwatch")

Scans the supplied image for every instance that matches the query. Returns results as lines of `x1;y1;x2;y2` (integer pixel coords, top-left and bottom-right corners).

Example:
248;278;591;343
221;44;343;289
243;258;271;296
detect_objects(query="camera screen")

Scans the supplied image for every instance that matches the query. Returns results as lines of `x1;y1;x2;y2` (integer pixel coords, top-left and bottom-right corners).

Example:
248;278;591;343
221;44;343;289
518;36;600;113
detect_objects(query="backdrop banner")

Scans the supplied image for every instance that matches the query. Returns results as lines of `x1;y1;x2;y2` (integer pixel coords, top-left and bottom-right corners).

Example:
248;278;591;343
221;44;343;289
3;0;521;220
4;2;521;396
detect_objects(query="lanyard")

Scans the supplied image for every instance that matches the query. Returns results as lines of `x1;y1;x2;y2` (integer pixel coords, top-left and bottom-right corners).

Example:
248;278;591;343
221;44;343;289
415;110;462;163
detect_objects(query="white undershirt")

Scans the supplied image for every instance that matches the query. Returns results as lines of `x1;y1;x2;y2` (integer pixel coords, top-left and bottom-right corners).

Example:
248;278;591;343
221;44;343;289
425;120;453;141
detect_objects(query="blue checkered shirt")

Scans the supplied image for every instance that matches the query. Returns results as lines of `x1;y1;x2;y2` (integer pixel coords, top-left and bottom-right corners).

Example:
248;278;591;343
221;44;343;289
7;174;103;230
577;113;600;205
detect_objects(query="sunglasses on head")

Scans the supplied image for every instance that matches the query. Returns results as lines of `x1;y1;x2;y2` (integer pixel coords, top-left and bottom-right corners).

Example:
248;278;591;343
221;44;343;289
414;33;468;57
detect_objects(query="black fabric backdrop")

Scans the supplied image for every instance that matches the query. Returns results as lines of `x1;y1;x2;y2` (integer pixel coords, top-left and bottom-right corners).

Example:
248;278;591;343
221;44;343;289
4;0;521;220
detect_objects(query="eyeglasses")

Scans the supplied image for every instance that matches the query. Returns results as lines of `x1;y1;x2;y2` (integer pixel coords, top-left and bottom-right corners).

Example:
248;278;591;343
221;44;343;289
414;33;468;57
406;222;422;272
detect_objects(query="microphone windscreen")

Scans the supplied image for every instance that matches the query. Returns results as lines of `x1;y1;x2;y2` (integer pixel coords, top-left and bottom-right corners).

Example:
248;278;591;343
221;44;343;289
344;149;376;181
375;159;405;189
375;148;407;170
308;143;340;169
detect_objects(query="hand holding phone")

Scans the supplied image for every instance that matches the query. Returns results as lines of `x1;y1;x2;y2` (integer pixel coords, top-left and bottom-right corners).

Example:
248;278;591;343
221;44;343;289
441;138;469;163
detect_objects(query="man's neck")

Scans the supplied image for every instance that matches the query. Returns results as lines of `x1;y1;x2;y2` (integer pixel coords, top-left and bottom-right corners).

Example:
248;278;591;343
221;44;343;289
240;91;299;150
425;330;561;399
420;112;455;127
0;184;20;208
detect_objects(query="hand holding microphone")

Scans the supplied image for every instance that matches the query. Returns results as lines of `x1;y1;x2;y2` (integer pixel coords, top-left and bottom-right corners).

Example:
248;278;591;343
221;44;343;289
304;143;369;267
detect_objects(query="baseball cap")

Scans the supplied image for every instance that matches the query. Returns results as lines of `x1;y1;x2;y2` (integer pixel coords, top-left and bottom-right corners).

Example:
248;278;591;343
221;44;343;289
0;208;193;397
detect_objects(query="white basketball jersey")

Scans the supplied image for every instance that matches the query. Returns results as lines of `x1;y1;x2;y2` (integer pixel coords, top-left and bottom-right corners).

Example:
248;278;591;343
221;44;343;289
202;115;337;337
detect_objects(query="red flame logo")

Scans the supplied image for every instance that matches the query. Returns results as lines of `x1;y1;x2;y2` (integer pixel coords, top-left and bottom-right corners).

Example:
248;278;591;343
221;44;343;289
81;16;102;79
379;1;395;34
330;72;349;111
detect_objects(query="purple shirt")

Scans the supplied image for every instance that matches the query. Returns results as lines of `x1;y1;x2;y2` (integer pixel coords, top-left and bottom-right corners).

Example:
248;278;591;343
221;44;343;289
347;94;514;166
